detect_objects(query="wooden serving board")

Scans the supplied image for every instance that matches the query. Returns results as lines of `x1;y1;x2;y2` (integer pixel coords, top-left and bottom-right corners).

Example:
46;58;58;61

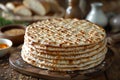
9;48;114;80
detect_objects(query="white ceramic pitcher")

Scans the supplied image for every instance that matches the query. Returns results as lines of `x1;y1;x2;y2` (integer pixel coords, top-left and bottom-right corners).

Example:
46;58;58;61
86;2;108;27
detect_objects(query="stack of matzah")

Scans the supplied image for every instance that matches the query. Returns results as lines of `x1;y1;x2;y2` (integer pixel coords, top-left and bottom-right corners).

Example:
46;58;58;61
21;18;107;71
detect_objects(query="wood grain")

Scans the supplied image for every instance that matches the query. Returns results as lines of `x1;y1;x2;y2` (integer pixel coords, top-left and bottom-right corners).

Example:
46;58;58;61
9;48;114;80
90;73;107;80
0;50;39;80
0;43;119;80
106;44;120;80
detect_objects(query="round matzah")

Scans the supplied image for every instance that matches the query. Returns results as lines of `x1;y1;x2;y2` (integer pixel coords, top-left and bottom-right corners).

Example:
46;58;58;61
25;18;106;47
21;52;105;71
22;40;106;56
21;18;107;71
21;47;107;65
21;45;107;60
23;38;106;52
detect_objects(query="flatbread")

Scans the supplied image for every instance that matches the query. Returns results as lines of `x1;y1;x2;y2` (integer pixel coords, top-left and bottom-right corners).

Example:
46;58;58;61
25;18;106;47
22;51;105;71
21;18;107;71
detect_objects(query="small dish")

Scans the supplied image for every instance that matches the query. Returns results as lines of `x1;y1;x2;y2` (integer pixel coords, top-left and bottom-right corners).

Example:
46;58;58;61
0;38;12;57
0;24;25;46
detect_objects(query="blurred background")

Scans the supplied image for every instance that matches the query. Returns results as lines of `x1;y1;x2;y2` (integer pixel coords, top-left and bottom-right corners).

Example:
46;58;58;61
0;1;119;80
1;0;120;13
0;0;120;33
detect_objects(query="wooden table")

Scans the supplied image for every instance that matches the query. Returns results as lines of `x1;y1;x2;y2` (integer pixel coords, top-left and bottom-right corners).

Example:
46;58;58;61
0;43;120;80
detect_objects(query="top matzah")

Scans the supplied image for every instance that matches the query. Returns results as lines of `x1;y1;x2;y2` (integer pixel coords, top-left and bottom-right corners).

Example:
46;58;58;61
25;18;106;47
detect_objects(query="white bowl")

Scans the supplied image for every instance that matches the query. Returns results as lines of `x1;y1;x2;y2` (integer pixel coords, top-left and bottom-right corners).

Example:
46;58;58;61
0;38;12;57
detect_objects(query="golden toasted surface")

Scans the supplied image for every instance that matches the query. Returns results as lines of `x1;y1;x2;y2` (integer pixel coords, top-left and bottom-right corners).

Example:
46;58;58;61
26;18;106;47
21;50;105;71
21;18;107;71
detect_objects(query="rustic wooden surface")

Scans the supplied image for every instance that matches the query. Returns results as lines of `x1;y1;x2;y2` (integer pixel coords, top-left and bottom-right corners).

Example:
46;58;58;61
0;42;120;80
9;48;113;80
0;0;119;79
